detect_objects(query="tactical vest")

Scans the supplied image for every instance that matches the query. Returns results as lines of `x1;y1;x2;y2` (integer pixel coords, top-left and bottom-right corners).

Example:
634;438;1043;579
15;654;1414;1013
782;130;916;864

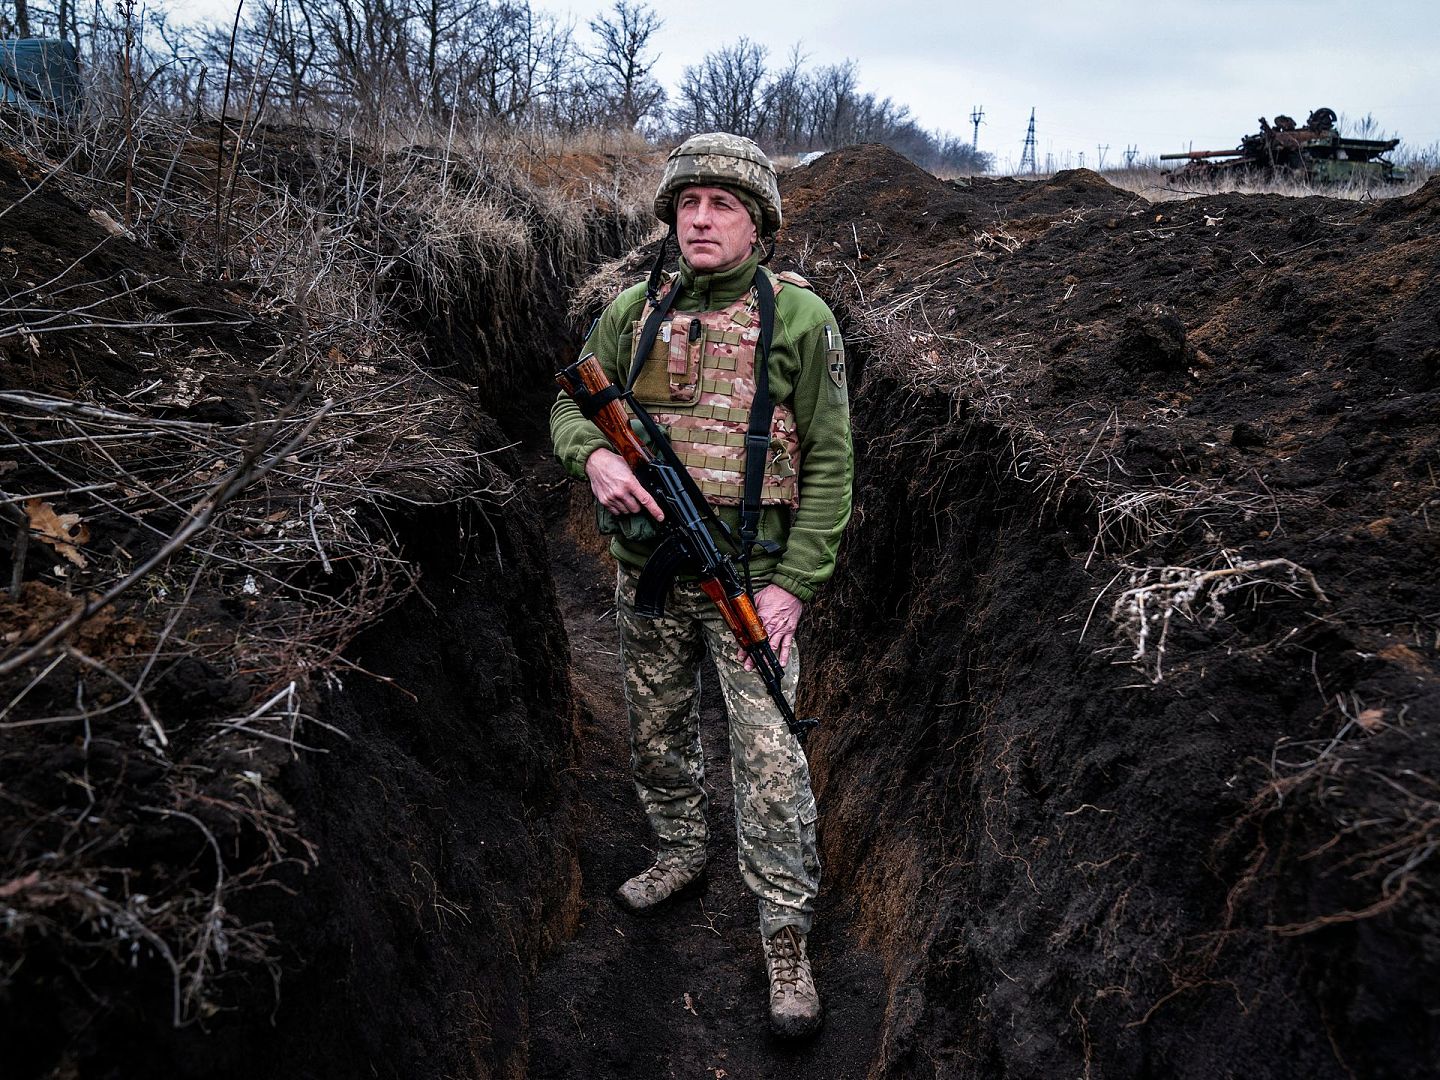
629;271;809;508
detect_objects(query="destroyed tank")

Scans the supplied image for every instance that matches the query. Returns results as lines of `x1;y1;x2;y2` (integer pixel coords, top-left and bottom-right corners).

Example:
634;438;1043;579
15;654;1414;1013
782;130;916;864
1162;108;1406;184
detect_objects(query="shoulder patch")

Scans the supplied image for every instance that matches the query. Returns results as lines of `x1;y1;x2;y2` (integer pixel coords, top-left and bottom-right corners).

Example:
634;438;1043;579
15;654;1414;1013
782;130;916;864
775;270;812;290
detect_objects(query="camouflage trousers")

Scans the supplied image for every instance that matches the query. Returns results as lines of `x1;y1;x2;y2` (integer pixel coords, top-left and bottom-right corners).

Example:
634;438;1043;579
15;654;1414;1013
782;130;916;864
616;565;820;937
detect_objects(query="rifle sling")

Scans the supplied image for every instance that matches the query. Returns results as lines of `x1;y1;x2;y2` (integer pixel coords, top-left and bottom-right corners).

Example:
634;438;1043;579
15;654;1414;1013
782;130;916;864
573;382;623;421
740;270;777;555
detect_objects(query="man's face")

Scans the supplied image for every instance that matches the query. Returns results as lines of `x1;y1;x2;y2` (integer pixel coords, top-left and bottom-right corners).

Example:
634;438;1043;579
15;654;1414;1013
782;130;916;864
676;185;757;272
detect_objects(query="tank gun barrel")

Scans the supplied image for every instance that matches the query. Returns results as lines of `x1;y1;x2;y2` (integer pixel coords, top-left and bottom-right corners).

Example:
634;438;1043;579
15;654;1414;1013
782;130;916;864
1160;149;1244;160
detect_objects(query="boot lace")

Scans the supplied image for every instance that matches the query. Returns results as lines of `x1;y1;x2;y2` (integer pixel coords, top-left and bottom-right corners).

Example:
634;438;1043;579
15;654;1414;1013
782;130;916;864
768;927;804;987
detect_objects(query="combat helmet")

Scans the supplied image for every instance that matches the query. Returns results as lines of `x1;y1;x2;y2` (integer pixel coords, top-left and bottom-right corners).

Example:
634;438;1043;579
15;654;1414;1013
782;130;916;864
654;132;783;235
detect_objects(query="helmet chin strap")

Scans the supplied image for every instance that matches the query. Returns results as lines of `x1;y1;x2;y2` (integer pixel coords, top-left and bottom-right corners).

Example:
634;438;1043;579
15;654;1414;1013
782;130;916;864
646;225;676;304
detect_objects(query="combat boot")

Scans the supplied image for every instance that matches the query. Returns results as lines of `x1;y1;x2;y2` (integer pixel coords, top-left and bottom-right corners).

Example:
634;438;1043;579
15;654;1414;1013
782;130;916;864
614;858;706;915
763;925;822;1038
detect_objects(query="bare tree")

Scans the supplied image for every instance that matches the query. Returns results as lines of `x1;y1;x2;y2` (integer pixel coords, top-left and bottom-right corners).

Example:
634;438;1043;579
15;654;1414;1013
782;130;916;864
464;2;572;123
807;61;858;147
756;44;808;152
584;0;664;129
412;0;486;116
673;37;766;136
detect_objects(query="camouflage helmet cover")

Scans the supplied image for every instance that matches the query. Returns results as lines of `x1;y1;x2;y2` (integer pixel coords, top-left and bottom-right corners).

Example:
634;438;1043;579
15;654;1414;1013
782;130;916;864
654;132;783;235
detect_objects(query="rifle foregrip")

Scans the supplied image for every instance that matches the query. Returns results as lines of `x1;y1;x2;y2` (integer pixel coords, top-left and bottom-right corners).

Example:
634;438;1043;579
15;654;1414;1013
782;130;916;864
699;580;768;647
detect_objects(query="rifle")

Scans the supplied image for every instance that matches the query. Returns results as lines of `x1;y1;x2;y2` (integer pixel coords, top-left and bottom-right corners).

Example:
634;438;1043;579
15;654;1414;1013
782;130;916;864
555;351;819;747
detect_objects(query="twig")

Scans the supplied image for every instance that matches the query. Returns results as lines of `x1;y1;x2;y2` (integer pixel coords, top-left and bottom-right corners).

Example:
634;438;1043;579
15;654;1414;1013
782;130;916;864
0;398;334;678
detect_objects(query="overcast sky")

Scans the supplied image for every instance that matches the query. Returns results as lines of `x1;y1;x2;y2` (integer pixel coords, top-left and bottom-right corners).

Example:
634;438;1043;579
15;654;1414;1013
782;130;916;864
163;0;1439;171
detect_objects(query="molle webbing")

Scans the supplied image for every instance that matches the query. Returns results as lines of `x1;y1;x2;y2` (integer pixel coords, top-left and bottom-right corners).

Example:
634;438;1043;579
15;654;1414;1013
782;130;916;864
699;478;794;502
629;271;803;510
670;428;748;448
679;403;752;423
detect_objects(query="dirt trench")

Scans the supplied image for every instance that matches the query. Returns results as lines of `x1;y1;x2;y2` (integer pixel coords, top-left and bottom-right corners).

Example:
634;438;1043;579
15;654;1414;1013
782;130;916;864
518;449;888;1080
6;135;1438;1080
767;146;1440;1080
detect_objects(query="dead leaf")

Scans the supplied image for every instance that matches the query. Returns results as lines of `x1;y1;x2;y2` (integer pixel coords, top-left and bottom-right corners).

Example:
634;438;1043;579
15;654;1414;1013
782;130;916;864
1356;708;1386;732
88;207;128;237
27;333;40;356
154;366;204;409
715;1070;727;1079
24;498;89;567
682;992;699;1016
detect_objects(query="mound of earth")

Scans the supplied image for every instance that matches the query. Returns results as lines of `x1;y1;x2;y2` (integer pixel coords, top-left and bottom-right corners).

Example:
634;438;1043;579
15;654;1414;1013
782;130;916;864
0;127;635;1078
773;145;1438;1079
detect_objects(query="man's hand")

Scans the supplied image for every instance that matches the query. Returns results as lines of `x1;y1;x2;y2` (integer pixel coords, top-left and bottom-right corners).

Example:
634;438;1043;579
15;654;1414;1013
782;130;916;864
585;448;664;522
739;583;805;671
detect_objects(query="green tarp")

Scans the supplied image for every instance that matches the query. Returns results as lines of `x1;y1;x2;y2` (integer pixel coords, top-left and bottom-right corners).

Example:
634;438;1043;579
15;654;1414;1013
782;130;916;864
0;38;81;117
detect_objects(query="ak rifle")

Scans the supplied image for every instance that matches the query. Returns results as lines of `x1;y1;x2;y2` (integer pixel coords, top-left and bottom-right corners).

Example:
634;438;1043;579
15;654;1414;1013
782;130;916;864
556;352;818;747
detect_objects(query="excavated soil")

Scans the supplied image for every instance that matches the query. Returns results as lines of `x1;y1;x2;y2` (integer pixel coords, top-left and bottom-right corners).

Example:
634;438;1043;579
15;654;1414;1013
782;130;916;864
765;145;1439;1079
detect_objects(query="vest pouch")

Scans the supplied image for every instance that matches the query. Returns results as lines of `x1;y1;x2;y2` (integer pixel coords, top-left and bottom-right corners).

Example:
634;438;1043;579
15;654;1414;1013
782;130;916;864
664;316;702;404
631;317;701;406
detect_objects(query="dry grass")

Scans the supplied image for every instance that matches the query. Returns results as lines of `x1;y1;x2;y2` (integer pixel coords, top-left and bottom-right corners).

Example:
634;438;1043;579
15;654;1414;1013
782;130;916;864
1102;165;1431;203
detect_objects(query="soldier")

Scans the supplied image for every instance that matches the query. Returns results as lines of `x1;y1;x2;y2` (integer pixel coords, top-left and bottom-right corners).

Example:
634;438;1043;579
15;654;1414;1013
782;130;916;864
550;132;853;1038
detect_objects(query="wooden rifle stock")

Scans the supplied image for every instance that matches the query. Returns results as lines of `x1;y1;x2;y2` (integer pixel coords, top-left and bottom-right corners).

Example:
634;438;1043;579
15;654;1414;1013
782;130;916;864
699;579;768;648
555;353;652;470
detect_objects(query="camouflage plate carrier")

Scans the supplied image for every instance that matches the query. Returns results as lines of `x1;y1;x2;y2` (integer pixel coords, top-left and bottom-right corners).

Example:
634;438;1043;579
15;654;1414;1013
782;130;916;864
630;270;812;507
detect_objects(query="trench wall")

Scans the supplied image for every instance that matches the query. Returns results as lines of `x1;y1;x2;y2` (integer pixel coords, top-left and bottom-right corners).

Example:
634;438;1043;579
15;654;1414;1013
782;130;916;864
803;370;1434;1079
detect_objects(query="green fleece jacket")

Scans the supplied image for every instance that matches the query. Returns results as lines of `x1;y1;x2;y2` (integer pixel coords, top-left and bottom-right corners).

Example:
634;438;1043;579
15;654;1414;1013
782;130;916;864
549;251;853;602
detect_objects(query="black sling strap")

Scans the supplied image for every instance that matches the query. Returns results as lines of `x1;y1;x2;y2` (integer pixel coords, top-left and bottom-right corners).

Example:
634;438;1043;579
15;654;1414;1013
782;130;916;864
739;270;777;556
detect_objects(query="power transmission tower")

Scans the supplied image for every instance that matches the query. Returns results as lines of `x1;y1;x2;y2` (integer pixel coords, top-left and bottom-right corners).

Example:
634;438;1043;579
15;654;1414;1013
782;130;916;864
1018;108;1036;173
1097;143;1110;170
1124;144;1138;168
970;105;985;151
1078;150;1086;169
